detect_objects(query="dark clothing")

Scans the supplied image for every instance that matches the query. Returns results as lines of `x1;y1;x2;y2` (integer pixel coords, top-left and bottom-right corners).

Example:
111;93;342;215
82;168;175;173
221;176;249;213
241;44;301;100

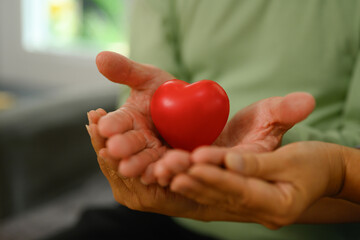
44;205;217;240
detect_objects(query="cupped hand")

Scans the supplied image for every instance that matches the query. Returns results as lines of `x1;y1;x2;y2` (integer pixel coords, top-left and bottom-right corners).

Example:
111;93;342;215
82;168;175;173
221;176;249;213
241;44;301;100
86;108;253;222
149;93;315;186
95;51;174;177
170;141;346;229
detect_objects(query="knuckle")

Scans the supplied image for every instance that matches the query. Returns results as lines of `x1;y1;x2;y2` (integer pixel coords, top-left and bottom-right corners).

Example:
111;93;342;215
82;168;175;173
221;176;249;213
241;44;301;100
238;185;255;209
279;187;297;214
273;194;299;226
271;215;295;227
242;154;263;177
262;222;282;230
192;146;212;162
250;157;262;176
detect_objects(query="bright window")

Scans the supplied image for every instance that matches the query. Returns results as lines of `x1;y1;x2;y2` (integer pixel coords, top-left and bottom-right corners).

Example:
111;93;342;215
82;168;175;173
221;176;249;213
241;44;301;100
22;0;129;57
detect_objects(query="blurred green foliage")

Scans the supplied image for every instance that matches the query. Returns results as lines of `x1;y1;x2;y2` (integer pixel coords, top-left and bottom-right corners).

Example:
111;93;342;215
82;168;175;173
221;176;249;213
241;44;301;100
81;0;126;44
47;0;127;54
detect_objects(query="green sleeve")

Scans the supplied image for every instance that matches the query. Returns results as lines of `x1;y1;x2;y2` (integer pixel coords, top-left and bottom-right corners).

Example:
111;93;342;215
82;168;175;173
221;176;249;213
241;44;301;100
283;52;360;147
120;0;190;106
129;0;190;80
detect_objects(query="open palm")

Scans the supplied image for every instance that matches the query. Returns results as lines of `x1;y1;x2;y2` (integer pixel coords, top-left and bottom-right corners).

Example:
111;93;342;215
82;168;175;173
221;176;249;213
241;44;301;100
216;92;315;152
150;92;315;186
96;51;174;177
94;51;316;187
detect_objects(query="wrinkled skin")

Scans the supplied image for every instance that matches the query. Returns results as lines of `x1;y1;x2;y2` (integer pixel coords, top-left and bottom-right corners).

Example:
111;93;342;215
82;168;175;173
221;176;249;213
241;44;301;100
171;141;350;228
87;51;317;228
95;51;315;187
87;108;256;222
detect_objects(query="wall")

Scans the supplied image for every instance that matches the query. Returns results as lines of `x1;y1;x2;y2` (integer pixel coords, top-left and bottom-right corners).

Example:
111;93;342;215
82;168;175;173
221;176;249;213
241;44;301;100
0;0;107;89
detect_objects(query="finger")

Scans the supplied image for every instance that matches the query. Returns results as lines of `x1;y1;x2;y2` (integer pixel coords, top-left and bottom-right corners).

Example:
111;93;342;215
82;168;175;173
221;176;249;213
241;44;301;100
87;124;106;154
271;92;315;128
87;110;96;125
98;109;133;138
107;130;147;159
187;164;291;215
140;162;157;185
188;164;247;192
119;148;163;177
163;150;191;173
95;108;107;117
96;51;173;90
171;174;226;206
224;151;287;180
99;148;120;171
88;108;107;125
191;146;228;165
154;163;172;187
96;148;132;206
154;150;191;186
232;143;269;153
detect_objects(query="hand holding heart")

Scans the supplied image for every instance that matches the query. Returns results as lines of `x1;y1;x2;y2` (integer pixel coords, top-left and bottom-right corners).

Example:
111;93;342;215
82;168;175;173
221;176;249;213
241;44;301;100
148;92;315;186
95;52;228;179
89;108;360;228
89;51;360;228
89;54;232;220
94;51;315;186
86;107;248;222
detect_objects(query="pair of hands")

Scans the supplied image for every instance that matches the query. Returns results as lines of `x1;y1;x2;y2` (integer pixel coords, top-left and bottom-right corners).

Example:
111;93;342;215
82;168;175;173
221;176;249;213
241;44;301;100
87;51;345;229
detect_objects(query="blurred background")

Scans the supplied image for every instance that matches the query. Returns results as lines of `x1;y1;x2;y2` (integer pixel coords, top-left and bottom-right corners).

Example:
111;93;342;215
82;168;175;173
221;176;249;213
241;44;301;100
0;0;130;239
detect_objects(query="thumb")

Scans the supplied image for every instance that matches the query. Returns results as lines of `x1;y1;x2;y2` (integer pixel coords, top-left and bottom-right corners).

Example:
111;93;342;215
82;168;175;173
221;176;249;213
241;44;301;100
96;51;173;90
273;92;316;127
224;151;286;179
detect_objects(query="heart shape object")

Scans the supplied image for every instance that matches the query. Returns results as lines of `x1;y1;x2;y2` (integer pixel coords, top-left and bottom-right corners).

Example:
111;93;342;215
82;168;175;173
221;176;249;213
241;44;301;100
151;79;230;151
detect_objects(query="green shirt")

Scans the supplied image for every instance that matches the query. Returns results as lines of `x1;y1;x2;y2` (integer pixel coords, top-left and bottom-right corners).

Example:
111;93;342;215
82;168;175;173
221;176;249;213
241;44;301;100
129;0;360;239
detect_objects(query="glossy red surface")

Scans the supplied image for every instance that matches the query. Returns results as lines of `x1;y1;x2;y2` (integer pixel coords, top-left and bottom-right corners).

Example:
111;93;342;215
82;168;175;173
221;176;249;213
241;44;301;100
151;79;229;151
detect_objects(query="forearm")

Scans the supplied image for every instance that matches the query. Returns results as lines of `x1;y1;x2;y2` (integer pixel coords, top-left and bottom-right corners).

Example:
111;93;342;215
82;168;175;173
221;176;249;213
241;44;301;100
297;197;360;223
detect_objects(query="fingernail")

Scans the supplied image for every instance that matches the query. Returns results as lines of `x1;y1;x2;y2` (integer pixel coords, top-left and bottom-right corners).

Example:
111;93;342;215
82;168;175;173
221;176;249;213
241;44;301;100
85;125;91;136
225;153;243;172
87;112;92;124
142;164;157;185
140;177;150;186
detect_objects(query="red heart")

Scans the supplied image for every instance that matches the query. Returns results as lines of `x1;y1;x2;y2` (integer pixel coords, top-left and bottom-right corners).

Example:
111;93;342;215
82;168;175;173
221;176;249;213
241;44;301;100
150;79;230;151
